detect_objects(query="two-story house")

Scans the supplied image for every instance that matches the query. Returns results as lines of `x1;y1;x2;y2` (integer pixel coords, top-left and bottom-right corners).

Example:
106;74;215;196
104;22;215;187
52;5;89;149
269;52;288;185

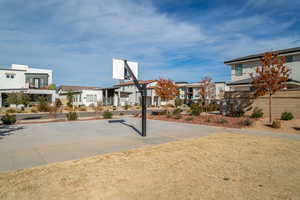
0;64;56;107
224;46;300;91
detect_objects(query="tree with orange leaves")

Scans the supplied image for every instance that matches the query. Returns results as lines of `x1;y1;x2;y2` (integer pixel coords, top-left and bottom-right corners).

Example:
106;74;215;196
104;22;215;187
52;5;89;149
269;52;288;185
155;78;179;104
251;52;290;123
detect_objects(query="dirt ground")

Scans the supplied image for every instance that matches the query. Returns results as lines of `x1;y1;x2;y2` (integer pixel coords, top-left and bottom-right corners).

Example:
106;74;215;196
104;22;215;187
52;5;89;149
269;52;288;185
1;133;300;200
248;118;300;134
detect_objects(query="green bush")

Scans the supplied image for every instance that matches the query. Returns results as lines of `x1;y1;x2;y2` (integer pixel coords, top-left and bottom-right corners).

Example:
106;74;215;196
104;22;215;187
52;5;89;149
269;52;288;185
208;102;220;111
124;104;131;110
271;120;281;129
103;111;113;119
166;114;172;118
173;115;182;119
240;118;253;126
172;108;182;115
205;118;211;123
78;106;87;111
175;98;183;107
6;108;17;113
218;118;228;124
166;103;175;108
30;107;38;113
185;117;193;121
251;107;264;118
1;113;17;125
37;97;51;112
66;111;78;121
190;103;202;116
281;112;294;121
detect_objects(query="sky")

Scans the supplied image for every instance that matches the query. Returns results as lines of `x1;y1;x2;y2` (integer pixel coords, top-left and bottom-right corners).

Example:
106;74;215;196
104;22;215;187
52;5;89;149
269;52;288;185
0;0;300;87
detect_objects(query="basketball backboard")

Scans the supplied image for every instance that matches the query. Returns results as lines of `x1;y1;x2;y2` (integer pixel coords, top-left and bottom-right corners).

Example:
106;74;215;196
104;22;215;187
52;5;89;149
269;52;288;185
113;58;138;80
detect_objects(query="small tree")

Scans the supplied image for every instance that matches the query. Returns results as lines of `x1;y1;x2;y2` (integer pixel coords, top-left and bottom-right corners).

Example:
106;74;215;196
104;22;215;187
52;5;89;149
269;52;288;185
6;92;30;108
66;91;75;109
155;78;179;105
251;52;289;123
50;98;62;118
199;76;215;114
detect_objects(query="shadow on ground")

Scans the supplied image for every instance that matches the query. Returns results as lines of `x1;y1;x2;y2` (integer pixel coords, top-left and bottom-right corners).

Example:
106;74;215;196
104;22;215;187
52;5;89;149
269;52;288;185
108;119;142;136
0;125;24;139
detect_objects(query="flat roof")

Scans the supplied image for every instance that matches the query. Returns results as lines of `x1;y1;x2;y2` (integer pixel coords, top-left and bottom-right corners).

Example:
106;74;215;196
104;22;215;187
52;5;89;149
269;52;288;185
224;46;300;64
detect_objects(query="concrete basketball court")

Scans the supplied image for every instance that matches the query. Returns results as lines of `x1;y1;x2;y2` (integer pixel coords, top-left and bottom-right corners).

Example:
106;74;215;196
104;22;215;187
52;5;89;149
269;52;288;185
1;117;299;172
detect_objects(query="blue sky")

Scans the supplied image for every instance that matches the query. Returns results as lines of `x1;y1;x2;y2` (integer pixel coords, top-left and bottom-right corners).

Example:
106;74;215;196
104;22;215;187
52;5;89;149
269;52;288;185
0;0;300;87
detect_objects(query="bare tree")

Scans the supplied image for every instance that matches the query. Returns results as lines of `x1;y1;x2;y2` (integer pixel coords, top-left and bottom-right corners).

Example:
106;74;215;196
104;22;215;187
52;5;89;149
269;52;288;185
251;52;289;123
199;76;215;114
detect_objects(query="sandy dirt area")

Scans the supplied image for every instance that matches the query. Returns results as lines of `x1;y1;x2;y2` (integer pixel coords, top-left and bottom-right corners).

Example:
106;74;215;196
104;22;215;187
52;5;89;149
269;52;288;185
248;118;300;134
1;133;300;200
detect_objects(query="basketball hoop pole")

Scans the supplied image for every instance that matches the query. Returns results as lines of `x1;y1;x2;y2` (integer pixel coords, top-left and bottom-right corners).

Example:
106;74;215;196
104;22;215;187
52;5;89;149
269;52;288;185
124;60;147;137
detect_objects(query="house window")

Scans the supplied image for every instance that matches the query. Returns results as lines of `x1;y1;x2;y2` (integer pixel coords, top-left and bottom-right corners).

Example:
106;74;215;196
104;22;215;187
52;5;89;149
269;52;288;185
286;55;293;63
235;64;243;76
6;74;15;79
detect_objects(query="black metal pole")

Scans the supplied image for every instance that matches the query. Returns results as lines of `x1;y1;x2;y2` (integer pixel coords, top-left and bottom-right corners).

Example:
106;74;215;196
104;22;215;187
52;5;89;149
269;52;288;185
141;84;147;137
123;60;147;137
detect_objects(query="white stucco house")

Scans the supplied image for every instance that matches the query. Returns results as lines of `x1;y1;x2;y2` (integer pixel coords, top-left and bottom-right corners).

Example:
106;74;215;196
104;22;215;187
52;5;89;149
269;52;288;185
224;46;300;91
57;85;103;107
0;64;56;107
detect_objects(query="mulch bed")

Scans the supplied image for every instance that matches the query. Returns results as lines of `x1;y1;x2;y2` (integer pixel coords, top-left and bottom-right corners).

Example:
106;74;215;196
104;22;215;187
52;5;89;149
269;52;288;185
148;114;249;128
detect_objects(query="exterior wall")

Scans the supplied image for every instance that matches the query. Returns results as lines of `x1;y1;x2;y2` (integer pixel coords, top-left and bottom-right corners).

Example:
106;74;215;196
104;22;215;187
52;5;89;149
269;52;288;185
81;90;103;106
215;83;229;99
0;69;26;89
225;89;300;118
248;90;300;118
229;53;300;82
59;89;103;107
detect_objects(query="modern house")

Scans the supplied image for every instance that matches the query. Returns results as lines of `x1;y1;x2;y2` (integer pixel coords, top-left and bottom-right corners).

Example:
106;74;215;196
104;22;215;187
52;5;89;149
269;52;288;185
176;81;228;103
224;46;300;91
0;64;56;107
57;85;103;107
114;80;160;106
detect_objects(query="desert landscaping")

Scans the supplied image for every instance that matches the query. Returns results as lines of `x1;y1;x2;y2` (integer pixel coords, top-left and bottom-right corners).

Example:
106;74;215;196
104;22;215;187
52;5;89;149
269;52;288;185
1;133;300;200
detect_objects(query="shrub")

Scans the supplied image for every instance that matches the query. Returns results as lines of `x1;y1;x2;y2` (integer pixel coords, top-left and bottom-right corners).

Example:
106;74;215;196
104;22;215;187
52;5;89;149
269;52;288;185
205;118;211;123
112;106;117;111
124;104;131;110
271;120;281;129
251;107;264;118
185;117;193;121
1;113;17;125
175;98;183;107
119;112;124;116
208;102;220;111
37;97;51;112
172;108;182;115
30;107;38;113
240;118;253;126
166;114;172;118
218;118;228;124
190;103;201;116
103;111;113;119
231;109;244;118
166;103;175;108
173;115;182;119
78;106;87;111
66;111;78;121
6;108;17;113
281;112;294;121
135;106;140;109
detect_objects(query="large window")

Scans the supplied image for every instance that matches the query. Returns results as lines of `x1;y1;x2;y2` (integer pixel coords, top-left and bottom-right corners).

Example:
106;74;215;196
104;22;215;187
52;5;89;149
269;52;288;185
235;64;243;76
286;55;293;63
